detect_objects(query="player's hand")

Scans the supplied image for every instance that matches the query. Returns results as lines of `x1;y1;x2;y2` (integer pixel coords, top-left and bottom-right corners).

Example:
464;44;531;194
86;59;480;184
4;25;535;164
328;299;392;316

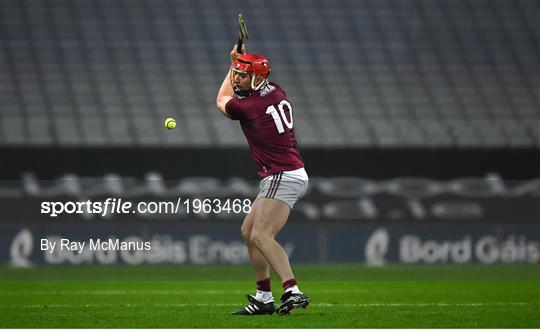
230;44;246;63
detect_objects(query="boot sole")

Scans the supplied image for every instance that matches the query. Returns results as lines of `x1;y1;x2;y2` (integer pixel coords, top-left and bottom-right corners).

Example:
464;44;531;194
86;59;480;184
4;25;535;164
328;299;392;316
276;299;310;315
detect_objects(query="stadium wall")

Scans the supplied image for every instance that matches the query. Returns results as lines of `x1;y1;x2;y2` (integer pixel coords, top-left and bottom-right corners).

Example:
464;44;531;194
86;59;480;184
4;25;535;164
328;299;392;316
1;147;539;179
1;153;538;266
2;222;539;266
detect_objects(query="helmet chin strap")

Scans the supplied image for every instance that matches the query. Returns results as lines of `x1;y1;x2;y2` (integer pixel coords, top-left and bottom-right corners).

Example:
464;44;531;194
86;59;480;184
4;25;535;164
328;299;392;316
251;75;267;90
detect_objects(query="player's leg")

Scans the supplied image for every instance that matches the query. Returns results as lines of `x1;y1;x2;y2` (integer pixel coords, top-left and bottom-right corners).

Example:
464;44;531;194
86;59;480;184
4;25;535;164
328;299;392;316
249;197;310;315
232;200;275;315
240;200;270;282
249;197;294;281
241;200;274;303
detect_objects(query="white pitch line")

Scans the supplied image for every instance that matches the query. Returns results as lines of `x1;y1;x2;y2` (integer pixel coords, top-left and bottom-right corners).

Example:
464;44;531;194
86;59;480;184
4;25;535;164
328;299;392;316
0;302;532;309
0;289;370;295
1;290;251;295
315;302;532;307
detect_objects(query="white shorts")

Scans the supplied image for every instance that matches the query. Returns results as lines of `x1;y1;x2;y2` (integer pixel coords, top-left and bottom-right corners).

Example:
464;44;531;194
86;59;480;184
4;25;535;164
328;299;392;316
255;167;309;209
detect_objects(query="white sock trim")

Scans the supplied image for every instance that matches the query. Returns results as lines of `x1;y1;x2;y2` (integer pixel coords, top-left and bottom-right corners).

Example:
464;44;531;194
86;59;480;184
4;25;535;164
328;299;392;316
255;290;274;302
285;285;302;294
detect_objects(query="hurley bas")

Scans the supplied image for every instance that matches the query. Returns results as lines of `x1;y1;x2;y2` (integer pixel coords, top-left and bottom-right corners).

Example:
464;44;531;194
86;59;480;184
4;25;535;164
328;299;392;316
41;238;151;254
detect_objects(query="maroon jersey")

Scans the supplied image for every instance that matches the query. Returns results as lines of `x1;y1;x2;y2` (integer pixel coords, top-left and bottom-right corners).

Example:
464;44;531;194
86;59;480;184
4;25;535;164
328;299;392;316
225;82;305;178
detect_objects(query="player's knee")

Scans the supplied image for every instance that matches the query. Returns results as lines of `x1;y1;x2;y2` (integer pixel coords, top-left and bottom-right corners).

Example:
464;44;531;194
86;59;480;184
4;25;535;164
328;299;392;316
249;231;270;246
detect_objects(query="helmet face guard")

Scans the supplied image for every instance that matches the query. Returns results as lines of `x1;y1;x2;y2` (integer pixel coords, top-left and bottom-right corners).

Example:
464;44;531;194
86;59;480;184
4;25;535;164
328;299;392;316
231;54;271;93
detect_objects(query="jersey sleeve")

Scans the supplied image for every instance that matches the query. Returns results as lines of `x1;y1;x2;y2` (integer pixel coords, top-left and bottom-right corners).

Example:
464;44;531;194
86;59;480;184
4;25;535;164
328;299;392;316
225;97;244;121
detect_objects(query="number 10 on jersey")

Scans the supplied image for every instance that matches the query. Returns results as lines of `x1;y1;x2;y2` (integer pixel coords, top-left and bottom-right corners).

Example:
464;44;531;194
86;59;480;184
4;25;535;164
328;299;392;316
266;100;293;134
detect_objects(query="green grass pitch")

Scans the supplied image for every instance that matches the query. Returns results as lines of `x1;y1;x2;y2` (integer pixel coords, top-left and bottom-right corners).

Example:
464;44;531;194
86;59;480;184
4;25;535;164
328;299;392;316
1;264;539;328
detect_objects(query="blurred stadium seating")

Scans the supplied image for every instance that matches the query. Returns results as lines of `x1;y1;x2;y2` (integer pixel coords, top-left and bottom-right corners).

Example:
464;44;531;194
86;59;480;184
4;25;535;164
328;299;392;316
1;0;538;147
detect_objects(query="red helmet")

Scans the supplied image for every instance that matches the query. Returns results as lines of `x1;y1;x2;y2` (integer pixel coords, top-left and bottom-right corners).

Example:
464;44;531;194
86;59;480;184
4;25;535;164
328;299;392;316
231;54;271;91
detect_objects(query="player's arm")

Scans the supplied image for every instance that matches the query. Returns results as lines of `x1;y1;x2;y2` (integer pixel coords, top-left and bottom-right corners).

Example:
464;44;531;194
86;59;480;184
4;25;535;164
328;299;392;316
216;44;245;117
216;69;234;117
